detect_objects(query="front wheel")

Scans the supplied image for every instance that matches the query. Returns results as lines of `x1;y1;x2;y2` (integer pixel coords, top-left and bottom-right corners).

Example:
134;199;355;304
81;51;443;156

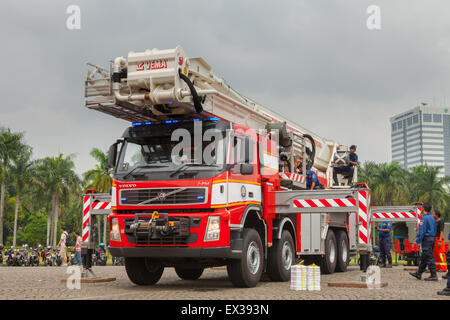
175;267;204;280
227;228;264;288
267;230;295;282
125;257;164;285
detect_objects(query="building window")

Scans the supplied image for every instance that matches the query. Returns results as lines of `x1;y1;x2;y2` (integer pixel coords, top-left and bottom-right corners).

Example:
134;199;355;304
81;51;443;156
423;114;432;122
397;120;402;129
407;117;412;126
413;115;419;124
433;114;442;123
392;122;397;131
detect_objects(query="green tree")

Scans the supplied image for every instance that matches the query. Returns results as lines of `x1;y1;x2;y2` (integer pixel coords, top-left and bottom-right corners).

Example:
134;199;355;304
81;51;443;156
9;148;35;246
408;165;450;212
21;208;47;246
35;154;80;246
0;127;26;245
358;162;409;206
83;148;113;193
83;148;113;244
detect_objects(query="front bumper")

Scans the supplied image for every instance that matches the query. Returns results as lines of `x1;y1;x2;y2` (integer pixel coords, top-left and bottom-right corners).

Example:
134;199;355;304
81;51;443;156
110;246;242;259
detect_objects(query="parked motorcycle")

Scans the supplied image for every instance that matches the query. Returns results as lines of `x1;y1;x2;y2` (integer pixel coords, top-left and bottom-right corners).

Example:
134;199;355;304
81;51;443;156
6;247;16;266
15;248;26;266
29;248;40;266
92;252;98;266
45;247;56;266
97;251;107;266
70;247;76;265
95;243;107;266
55;248;62;266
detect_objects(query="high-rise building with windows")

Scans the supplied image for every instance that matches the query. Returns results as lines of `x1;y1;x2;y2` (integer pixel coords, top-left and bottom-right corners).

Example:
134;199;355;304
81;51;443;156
390;106;450;177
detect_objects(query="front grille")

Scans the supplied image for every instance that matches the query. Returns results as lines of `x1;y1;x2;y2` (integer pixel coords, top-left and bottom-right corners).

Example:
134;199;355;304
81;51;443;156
120;188;207;205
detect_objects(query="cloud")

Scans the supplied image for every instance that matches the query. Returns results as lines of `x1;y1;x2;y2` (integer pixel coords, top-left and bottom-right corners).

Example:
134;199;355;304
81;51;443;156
1;0;450;174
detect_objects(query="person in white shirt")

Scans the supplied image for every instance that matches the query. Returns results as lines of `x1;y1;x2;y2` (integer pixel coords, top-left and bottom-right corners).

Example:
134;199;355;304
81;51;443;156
56;227;69;266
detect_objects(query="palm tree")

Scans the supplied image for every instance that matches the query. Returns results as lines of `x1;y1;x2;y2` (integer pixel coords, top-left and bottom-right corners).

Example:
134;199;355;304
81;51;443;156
9;148;35;247
0;127;26;245
35;154;80;246
83;148;113;244
358;162;409;206
83;148;113;193
408;165;450;211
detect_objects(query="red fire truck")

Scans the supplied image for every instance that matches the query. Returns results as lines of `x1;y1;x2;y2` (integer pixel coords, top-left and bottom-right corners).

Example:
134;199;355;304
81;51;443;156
83;46;372;287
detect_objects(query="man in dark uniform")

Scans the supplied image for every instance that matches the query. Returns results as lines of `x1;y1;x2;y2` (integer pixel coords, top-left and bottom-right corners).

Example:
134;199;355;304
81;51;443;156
376;221;393;268
333;145;358;185
432;210;447;272
410;203;437;281
306;169;321;190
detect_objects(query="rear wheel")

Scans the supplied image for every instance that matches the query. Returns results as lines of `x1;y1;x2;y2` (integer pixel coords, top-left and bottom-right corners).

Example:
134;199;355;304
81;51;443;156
335;230;349;272
320;229;337;274
125;257;164;285
267;230;295;281
175;267;204;280
227;228;263;288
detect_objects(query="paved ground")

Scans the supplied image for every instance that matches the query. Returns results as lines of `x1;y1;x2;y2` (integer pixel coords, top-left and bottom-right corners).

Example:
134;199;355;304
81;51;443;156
0;264;448;300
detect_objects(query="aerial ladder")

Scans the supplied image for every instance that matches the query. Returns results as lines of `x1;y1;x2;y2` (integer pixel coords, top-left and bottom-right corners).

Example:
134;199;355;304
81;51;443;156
85;46;355;190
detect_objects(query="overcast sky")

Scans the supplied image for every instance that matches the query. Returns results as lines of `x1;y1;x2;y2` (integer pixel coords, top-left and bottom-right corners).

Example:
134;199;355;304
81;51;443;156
1;0;450;174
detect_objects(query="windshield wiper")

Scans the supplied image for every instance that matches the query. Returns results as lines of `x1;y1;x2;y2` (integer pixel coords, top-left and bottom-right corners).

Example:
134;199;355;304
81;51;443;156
169;163;213;177
123;164;169;180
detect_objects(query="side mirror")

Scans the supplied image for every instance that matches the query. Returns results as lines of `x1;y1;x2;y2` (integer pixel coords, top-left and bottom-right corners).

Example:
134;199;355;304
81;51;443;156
240;163;254;175
108;143;118;169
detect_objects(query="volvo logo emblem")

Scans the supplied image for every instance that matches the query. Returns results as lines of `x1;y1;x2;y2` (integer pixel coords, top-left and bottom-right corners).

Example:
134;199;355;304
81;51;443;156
157;192;167;200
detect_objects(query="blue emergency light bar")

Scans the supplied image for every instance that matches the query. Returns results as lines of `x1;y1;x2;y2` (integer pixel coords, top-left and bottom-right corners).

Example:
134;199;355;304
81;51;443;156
132;117;220;127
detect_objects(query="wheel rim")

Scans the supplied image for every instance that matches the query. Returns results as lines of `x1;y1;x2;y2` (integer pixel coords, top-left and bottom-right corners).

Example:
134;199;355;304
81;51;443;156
329;241;336;264
282;241;293;270
247;241;261;275
341;240;348;263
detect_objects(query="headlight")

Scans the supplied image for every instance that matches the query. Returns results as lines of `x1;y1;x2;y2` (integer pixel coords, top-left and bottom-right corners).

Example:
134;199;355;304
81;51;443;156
110;218;122;242
204;216;220;242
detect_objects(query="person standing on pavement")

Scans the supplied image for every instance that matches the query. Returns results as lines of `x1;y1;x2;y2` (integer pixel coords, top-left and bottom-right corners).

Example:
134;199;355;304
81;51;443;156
410;203;437;281
432;210;447;272
74;232;82;266
376;221;393;268
56;227;69;266
438;221;450;296
443;226;450;281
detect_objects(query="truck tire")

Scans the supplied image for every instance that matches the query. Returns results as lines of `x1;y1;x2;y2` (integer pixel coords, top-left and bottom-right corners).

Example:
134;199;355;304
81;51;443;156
267;230;294;282
125;257;164;285
227;228;263;288
335;230;349;272
175;267;204;280
320;229;337;274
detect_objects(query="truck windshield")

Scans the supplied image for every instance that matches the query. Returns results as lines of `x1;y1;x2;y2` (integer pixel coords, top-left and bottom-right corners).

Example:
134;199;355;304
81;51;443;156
115;120;229;181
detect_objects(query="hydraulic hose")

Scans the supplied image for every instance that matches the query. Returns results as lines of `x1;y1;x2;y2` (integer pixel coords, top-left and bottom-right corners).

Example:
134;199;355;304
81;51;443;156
178;68;204;113
303;134;316;171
